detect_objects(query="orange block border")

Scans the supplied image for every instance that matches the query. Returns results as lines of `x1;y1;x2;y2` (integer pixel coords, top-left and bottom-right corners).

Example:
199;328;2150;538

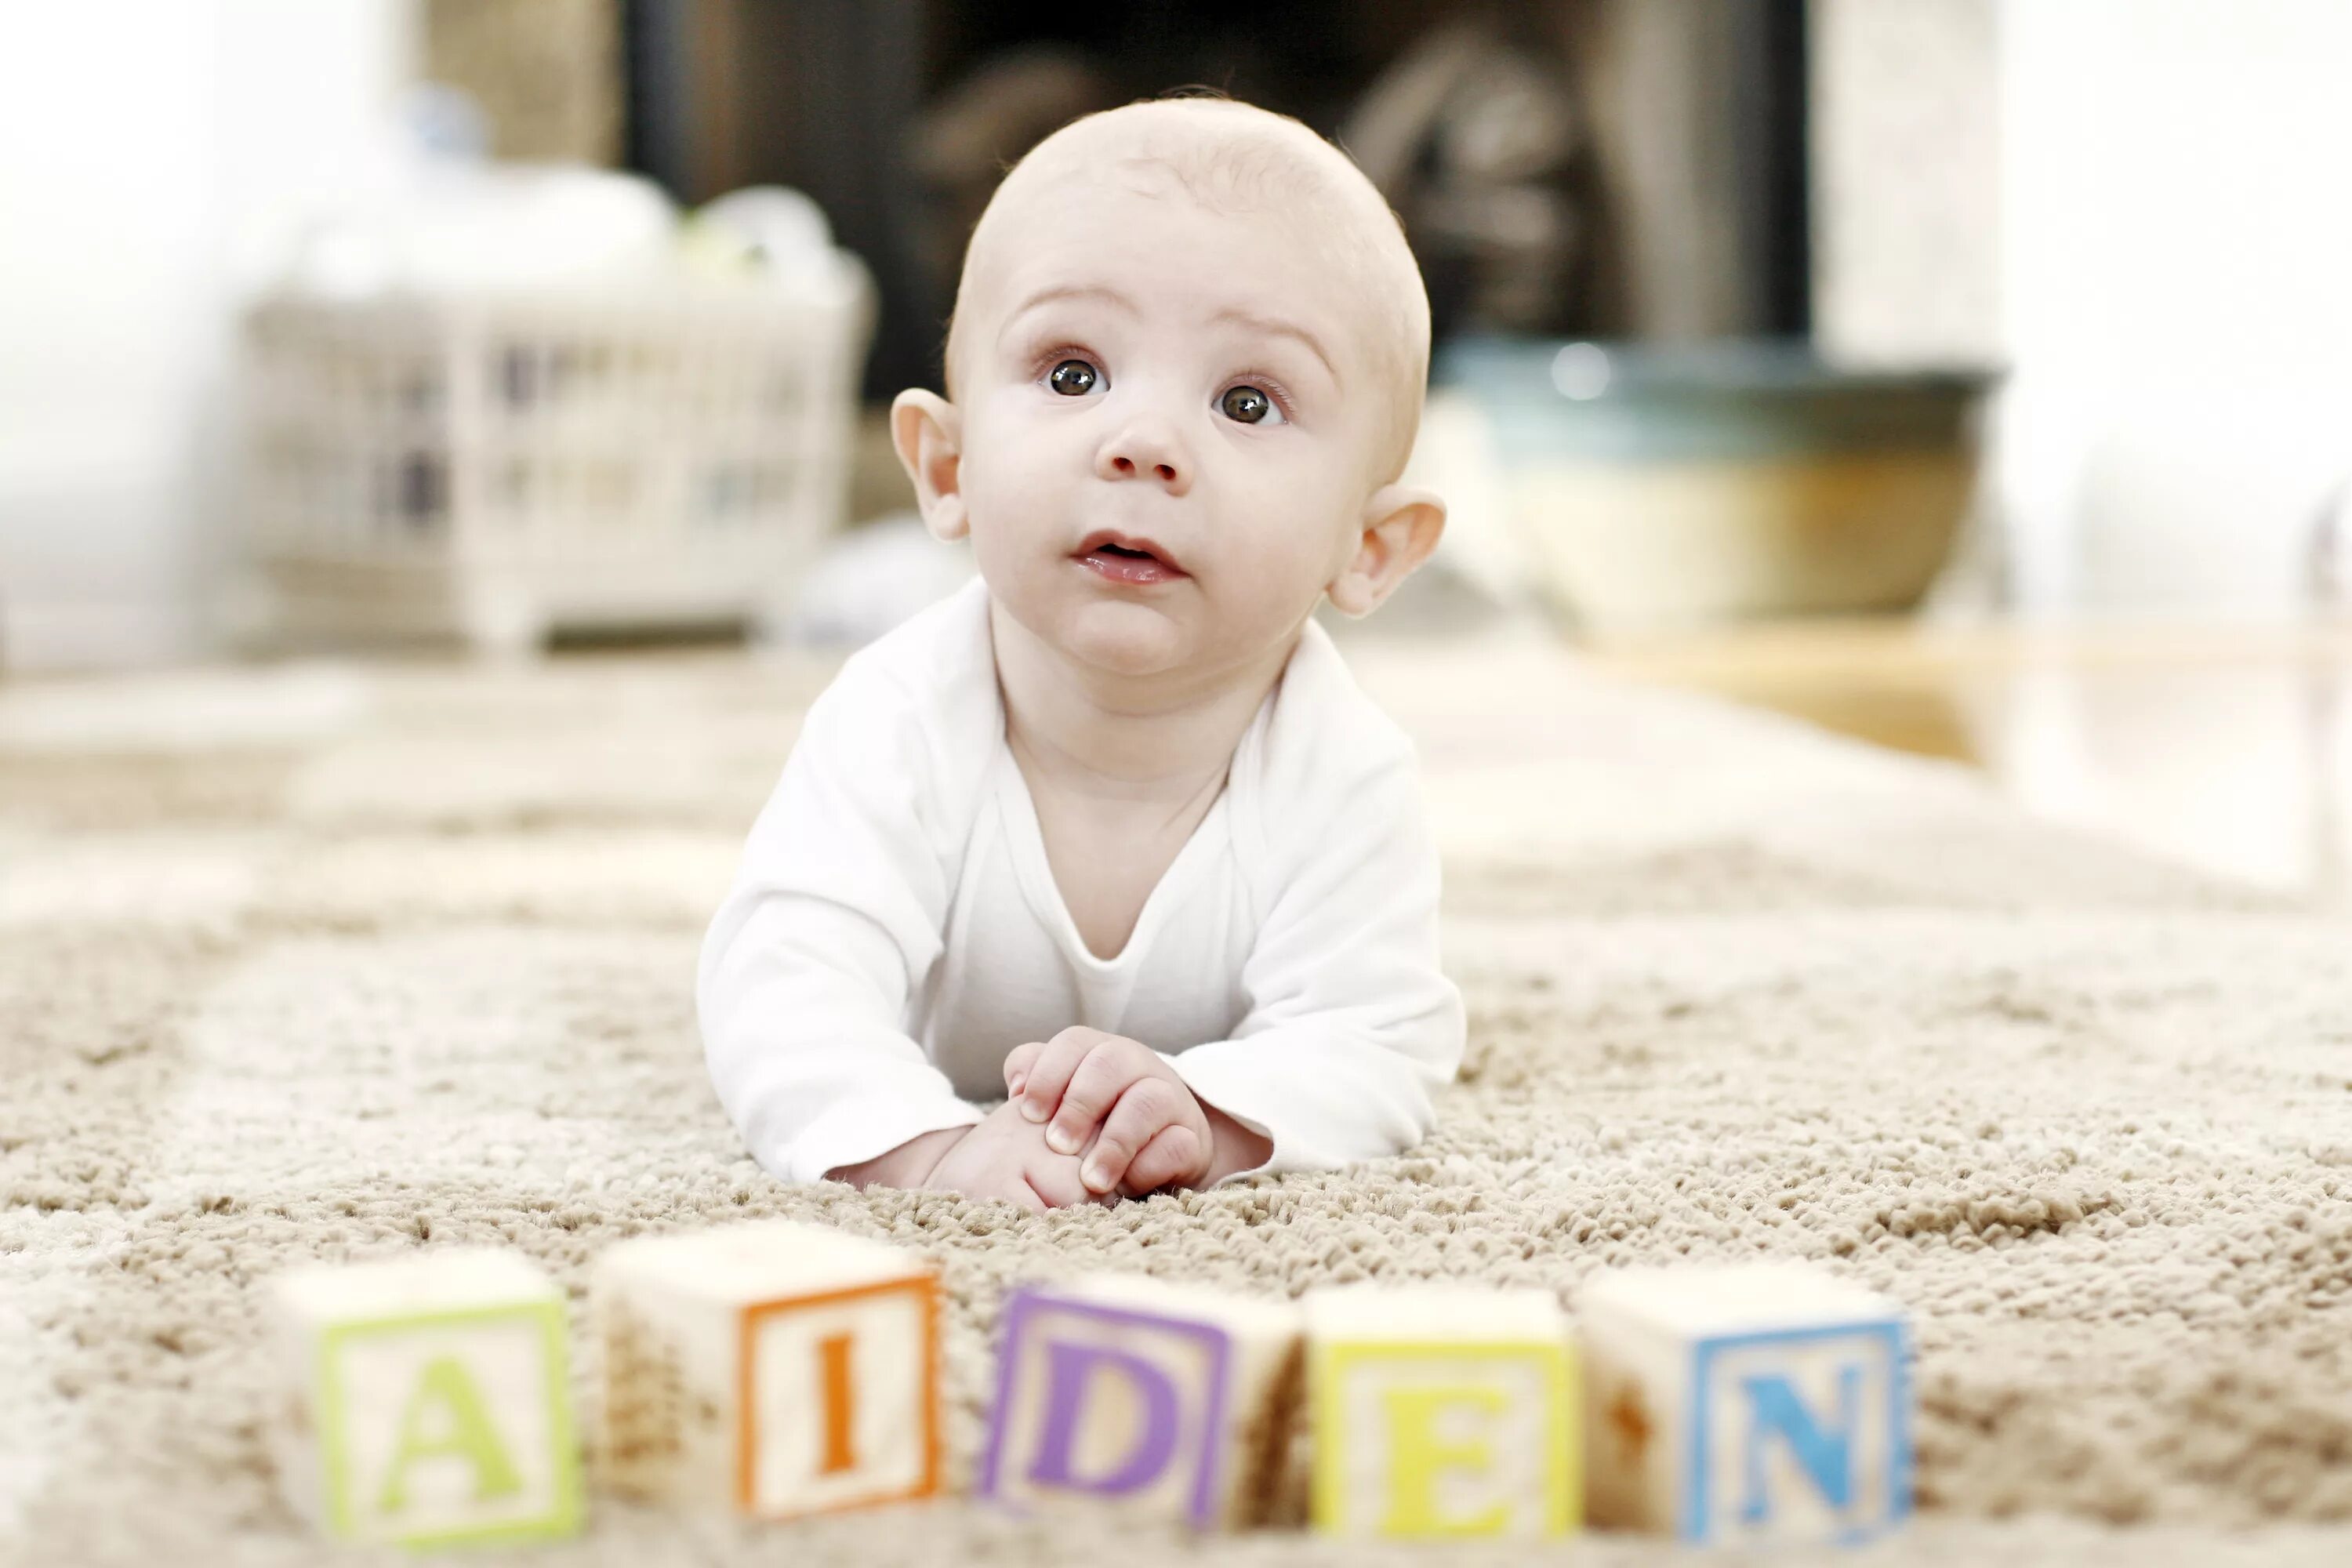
735;1273;942;1518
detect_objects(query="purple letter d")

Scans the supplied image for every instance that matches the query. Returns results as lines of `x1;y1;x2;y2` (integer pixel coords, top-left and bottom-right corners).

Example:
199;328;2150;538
1025;1340;1181;1495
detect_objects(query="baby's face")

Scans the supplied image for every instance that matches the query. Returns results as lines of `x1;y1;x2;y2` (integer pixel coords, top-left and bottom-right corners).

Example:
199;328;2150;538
952;169;1396;683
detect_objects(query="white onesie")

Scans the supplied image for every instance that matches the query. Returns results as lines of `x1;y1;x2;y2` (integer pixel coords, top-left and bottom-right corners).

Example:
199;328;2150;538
697;575;1465;1187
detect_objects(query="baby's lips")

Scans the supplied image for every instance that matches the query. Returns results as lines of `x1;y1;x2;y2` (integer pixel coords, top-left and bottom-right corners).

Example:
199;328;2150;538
1073;528;1186;574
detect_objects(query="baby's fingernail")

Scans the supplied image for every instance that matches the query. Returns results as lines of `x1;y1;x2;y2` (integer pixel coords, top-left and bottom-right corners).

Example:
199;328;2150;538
1082;1161;1107;1190
1019;1096;1047;1123
1006;1073;1025;1099
1047;1124;1079;1155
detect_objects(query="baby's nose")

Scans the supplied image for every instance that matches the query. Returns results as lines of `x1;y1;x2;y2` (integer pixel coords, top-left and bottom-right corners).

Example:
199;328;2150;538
1096;419;1190;495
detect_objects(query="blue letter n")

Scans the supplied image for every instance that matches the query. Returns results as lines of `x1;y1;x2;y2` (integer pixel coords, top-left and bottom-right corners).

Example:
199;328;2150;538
1737;1364;1861;1525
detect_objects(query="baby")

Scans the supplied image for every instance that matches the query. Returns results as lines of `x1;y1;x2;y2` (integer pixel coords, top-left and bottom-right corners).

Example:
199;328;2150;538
698;96;1465;1211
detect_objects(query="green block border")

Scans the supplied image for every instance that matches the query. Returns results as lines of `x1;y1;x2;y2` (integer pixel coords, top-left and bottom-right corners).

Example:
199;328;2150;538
315;1298;584;1548
1311;1338;1580;1539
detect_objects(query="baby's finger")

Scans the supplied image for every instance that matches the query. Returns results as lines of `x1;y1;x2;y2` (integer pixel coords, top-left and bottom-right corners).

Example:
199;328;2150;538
1001;1040;1044;1099
1120;1122;1205;1196
1023;1151;1109;1211
1046;1039;1151;1158
1075;1075;1182;1192
1017;1027;1106;1125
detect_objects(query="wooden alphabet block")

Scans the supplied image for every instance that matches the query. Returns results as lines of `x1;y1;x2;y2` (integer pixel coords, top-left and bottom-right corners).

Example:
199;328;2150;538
590;1219;938;1520
978;1274;1302;1529
1303;1286;1578;1541
1580;1262;1912;1546
267;1247;583;1548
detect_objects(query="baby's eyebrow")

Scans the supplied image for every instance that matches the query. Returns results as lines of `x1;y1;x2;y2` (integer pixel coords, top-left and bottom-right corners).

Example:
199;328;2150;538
998;283;1138;345
1214;307;1338;384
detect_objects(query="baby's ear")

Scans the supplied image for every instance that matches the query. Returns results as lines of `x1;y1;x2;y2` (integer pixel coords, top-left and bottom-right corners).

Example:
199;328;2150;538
1326;483;1446;618
890;389;970;543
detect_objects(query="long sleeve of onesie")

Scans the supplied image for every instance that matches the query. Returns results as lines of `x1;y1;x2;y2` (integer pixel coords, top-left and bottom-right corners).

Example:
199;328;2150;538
696;663;985;1185
1164;728;1466;1182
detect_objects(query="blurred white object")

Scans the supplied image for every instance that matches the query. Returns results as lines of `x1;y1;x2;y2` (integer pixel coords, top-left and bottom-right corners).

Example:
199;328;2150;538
1399;388;1549;618
398;81;490;162
231;187;877;657
275;163;678;302
2065;393;2351;617
680;187;843;291
763;511;978;649
2316;470;2351;617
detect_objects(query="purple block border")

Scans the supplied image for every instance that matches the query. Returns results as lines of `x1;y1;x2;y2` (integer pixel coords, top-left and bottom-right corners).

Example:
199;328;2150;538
977;1285;1236;1528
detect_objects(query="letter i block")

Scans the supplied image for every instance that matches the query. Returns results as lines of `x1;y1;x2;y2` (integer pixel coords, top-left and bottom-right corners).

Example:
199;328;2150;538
1580;1262;1913;1547
979;1274;1304;1529
1304;1286;1578;1541
267;1248;583;1548
590;1220;938;1520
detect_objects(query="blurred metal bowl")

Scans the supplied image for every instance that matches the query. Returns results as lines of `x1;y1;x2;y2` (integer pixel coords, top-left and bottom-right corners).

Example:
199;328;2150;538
1433;337;1997;630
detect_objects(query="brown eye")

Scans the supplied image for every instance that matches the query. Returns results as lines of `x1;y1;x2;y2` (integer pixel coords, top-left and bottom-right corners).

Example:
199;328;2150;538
1219;384;1276;423
1048;360;1098;395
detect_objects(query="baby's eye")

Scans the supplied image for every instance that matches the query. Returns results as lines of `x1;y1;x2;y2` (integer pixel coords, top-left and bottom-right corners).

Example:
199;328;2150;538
1047;359;1101;396
1218;383;1284;426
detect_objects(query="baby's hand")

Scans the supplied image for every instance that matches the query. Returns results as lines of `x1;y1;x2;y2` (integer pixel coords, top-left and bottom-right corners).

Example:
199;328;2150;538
1001;1027;1215;1197
920;1100;1109;1214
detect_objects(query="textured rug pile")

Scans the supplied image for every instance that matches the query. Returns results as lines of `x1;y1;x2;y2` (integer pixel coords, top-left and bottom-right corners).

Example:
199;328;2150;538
4;630;2350;1566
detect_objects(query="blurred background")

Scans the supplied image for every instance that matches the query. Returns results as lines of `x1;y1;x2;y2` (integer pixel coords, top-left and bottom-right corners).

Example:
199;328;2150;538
0;0;2347;898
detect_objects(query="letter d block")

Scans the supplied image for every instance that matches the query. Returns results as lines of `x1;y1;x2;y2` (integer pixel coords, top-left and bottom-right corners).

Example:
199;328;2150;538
1581;1262;1912;1547
267;1248;583;1548
1305;1287;1578;1541
979;1275;1303;1529
591;1220;938;1520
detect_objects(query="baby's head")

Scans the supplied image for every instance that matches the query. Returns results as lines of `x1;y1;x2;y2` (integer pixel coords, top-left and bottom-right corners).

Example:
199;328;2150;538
891;96;1446;685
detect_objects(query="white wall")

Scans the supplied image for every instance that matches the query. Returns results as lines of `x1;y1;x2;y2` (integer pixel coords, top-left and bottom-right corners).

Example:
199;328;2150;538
1993;0;2352;616
0;0;415;672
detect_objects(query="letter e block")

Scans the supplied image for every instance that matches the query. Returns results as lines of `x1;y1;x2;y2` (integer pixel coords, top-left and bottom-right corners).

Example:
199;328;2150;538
1304;1286;1577;1541
267;1248;583;1548
978;1275;1303;1529
1581;1262;1912;1546
591;1220;938;1520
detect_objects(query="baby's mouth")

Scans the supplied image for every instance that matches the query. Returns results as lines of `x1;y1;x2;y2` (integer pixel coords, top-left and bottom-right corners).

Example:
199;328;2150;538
1073;532;1187;584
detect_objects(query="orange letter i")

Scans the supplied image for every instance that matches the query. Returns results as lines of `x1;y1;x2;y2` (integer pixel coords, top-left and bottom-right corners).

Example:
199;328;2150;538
818;1331;857;1475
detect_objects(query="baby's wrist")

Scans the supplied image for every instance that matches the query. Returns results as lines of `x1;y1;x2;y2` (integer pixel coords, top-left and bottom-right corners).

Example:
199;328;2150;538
827;1124;970;1190
1197;1102;1274;1185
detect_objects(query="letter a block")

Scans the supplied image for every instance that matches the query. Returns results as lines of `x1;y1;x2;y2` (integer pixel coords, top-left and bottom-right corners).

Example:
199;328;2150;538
590;1220;938;1520
267;1248;583;1548
1304;1286;1578;1541
979;1275;1303;1529
1580;1262;1912;1547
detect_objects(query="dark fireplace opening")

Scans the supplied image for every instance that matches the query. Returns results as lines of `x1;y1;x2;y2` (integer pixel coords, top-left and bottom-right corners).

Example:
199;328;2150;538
622;0;1807;402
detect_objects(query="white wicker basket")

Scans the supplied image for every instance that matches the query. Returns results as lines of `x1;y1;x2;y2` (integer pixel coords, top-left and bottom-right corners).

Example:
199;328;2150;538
232;268;873;655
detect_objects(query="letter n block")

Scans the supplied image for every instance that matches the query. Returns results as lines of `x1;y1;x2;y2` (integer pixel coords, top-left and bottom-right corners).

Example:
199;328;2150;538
590;1219;938;1520
979;1275;1303;1529
267;1248;583;1548
1304;1286;1577;1541
1581;1262;1913;1546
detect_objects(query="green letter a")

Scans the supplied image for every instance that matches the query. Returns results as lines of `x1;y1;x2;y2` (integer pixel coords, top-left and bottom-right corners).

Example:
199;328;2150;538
376;1355;524;1515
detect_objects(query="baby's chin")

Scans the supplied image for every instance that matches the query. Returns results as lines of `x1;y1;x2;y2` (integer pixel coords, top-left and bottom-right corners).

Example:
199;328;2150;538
1044;596;1197;679
987;575;1197;681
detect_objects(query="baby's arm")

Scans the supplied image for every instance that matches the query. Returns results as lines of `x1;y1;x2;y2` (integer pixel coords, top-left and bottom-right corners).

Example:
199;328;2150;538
1026;742;1464;1185
698;668;985;1187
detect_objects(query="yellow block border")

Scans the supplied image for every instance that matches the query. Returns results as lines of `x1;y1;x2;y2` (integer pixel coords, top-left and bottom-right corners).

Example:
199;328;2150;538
1310;1338;1579;1538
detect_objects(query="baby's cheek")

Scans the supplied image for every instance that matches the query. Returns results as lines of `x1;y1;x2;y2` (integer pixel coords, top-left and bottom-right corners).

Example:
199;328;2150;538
1215;518;1342;612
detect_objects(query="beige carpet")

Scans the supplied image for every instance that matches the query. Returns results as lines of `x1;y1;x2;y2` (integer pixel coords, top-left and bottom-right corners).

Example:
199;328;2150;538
4;632;2351;1567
